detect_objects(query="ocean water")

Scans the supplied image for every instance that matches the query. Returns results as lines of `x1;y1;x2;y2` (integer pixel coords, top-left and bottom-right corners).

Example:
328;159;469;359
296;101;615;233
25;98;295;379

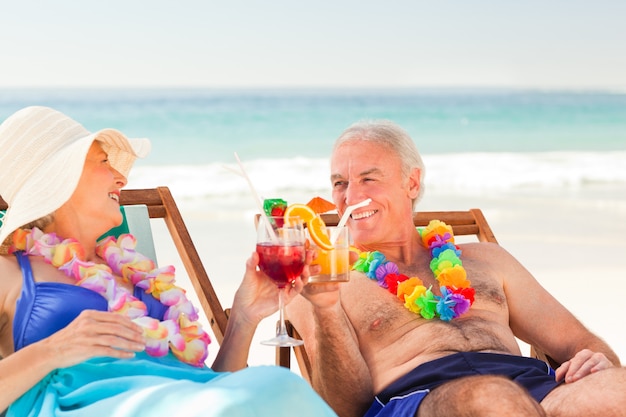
1;88;625;208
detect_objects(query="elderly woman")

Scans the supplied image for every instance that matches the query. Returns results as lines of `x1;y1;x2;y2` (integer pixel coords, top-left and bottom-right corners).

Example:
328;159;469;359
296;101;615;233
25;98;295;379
0;106;336;417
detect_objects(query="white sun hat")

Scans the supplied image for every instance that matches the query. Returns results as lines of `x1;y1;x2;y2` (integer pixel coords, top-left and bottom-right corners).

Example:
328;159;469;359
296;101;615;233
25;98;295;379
0;106;151;244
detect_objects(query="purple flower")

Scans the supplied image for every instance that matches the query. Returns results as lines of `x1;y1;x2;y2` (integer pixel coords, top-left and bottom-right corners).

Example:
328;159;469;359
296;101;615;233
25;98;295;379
375;261;399;288
451;293;471;316
428;232;452;251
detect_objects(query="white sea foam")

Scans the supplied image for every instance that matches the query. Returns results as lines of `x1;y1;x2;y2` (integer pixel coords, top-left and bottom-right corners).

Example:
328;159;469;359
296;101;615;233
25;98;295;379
130;151;626;205
423;151;626;190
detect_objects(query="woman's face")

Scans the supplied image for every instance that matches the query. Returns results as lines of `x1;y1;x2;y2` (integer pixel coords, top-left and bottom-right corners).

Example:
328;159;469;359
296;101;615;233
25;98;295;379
63;141;128;234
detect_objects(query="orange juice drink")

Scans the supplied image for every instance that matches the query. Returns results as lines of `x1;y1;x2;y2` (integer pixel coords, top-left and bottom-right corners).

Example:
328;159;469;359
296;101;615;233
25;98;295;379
309;226;350;283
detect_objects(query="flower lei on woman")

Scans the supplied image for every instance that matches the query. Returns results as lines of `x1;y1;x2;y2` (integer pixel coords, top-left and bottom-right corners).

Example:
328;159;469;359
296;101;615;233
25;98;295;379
10;228;210;367
352;220;475;321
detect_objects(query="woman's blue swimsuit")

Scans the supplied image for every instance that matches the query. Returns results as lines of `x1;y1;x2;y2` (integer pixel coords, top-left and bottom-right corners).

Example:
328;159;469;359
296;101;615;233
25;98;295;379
12;251;168;351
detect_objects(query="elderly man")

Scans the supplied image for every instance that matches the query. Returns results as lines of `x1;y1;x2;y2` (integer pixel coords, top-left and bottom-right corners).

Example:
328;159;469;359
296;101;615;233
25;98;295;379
287;120;625;417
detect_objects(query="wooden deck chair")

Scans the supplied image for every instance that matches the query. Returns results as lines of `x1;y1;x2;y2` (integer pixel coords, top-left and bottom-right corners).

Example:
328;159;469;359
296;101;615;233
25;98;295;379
0;187;230;347
267;208;559;382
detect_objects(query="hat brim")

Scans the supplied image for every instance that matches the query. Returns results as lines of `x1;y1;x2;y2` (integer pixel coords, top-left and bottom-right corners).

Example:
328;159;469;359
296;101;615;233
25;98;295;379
96;129;151;178
0;129;150;244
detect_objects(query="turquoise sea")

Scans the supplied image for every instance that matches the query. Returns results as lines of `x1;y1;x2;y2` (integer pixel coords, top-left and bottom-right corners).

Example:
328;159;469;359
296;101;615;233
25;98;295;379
1;88;625;205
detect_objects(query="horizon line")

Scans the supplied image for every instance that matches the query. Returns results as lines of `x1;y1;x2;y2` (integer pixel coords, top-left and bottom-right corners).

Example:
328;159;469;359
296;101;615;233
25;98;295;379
1;85;625;94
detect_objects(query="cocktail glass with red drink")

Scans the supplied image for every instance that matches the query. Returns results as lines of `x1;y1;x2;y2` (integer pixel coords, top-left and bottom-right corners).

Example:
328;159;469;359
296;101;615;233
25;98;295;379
256;215;305;346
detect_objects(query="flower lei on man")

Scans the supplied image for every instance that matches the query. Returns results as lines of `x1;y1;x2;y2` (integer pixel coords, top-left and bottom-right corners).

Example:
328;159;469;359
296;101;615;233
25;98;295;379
352;220;475;321
10;228;211;367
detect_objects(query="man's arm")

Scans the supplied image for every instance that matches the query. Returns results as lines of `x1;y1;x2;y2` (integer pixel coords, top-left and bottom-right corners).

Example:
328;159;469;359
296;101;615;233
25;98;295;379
487;244;620;376
288;285;374;417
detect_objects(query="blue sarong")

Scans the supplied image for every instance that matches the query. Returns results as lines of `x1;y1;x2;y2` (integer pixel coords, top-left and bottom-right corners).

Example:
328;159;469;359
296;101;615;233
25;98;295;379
8;352;336;417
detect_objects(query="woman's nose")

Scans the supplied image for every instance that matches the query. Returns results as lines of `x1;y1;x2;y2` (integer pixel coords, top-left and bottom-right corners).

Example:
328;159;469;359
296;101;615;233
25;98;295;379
112;167;127;188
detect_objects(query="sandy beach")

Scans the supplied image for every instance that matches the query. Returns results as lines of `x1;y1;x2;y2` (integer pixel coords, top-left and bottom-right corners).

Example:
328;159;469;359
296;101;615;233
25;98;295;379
151;183;626;372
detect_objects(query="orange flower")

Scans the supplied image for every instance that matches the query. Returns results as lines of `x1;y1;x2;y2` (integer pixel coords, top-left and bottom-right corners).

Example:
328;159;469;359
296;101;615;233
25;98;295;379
436;265;470;289
396;277;424;302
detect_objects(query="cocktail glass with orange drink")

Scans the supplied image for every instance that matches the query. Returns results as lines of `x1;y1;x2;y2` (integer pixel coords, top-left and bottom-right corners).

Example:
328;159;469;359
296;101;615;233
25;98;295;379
283;203;351;284
308;226;350;283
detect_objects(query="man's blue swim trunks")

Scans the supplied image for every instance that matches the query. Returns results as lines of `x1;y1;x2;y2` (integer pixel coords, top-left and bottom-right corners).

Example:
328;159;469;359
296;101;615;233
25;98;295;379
363;352;559;417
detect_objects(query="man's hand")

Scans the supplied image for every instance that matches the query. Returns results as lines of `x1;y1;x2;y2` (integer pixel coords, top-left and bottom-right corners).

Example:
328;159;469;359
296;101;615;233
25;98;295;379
555;349;615;383
298;248;360;309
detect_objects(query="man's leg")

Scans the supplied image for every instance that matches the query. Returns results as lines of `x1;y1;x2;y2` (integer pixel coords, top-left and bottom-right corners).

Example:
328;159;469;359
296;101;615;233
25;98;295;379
417;375;546;417
541;367;626;417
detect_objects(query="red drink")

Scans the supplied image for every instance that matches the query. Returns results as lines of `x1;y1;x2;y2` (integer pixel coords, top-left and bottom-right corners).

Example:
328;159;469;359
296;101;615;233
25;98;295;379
256;242;305;288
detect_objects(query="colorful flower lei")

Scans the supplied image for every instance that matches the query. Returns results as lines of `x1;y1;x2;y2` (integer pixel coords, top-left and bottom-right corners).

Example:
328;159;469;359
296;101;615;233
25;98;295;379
10;228;211;367
352;220;475;321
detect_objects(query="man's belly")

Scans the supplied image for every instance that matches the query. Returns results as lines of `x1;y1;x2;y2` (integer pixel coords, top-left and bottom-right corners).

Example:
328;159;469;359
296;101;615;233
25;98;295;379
357;313;522;392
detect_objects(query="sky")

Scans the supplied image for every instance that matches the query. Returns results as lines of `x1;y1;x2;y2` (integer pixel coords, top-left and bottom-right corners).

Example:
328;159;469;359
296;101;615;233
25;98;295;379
1;0;625;90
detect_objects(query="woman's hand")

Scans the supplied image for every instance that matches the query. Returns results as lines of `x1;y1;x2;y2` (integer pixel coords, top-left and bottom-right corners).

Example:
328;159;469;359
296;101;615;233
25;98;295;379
40;310;146;369
231;250;315;326
555;349;615;383
214;249;318;372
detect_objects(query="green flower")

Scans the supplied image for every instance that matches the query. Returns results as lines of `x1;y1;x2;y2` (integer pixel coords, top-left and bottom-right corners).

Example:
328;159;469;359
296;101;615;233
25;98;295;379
416;287;438;320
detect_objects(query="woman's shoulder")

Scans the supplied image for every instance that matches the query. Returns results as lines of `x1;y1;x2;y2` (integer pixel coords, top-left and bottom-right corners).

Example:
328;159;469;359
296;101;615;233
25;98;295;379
0;254;22;356
0;253;22;291
0;254;25;313
0;254;21;287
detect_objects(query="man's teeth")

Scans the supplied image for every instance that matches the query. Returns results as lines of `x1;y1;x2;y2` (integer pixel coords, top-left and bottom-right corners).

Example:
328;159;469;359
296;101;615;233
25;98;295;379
352;210;376;220
109;193;119;202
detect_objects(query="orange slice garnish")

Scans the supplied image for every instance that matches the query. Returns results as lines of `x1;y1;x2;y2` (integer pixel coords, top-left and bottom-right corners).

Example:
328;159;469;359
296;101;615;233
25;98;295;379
283;203;316;223
284;203;334;250
308;216;333;251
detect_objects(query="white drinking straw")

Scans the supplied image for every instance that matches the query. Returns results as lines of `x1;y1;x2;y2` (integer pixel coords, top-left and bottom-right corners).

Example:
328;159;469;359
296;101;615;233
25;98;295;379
330;198;372;244
233;152;278;242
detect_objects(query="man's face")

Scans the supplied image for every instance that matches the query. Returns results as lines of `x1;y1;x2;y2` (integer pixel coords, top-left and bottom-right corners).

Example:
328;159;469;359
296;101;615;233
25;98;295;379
330;140;418;247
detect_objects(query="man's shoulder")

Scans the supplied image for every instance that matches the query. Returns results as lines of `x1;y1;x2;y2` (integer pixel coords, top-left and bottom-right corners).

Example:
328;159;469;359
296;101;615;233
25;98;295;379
457;240;502;252
457;241;511;262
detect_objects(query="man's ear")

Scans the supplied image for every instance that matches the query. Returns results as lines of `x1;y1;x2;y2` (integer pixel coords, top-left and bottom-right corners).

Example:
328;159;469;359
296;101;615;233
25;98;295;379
407;168;421;199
